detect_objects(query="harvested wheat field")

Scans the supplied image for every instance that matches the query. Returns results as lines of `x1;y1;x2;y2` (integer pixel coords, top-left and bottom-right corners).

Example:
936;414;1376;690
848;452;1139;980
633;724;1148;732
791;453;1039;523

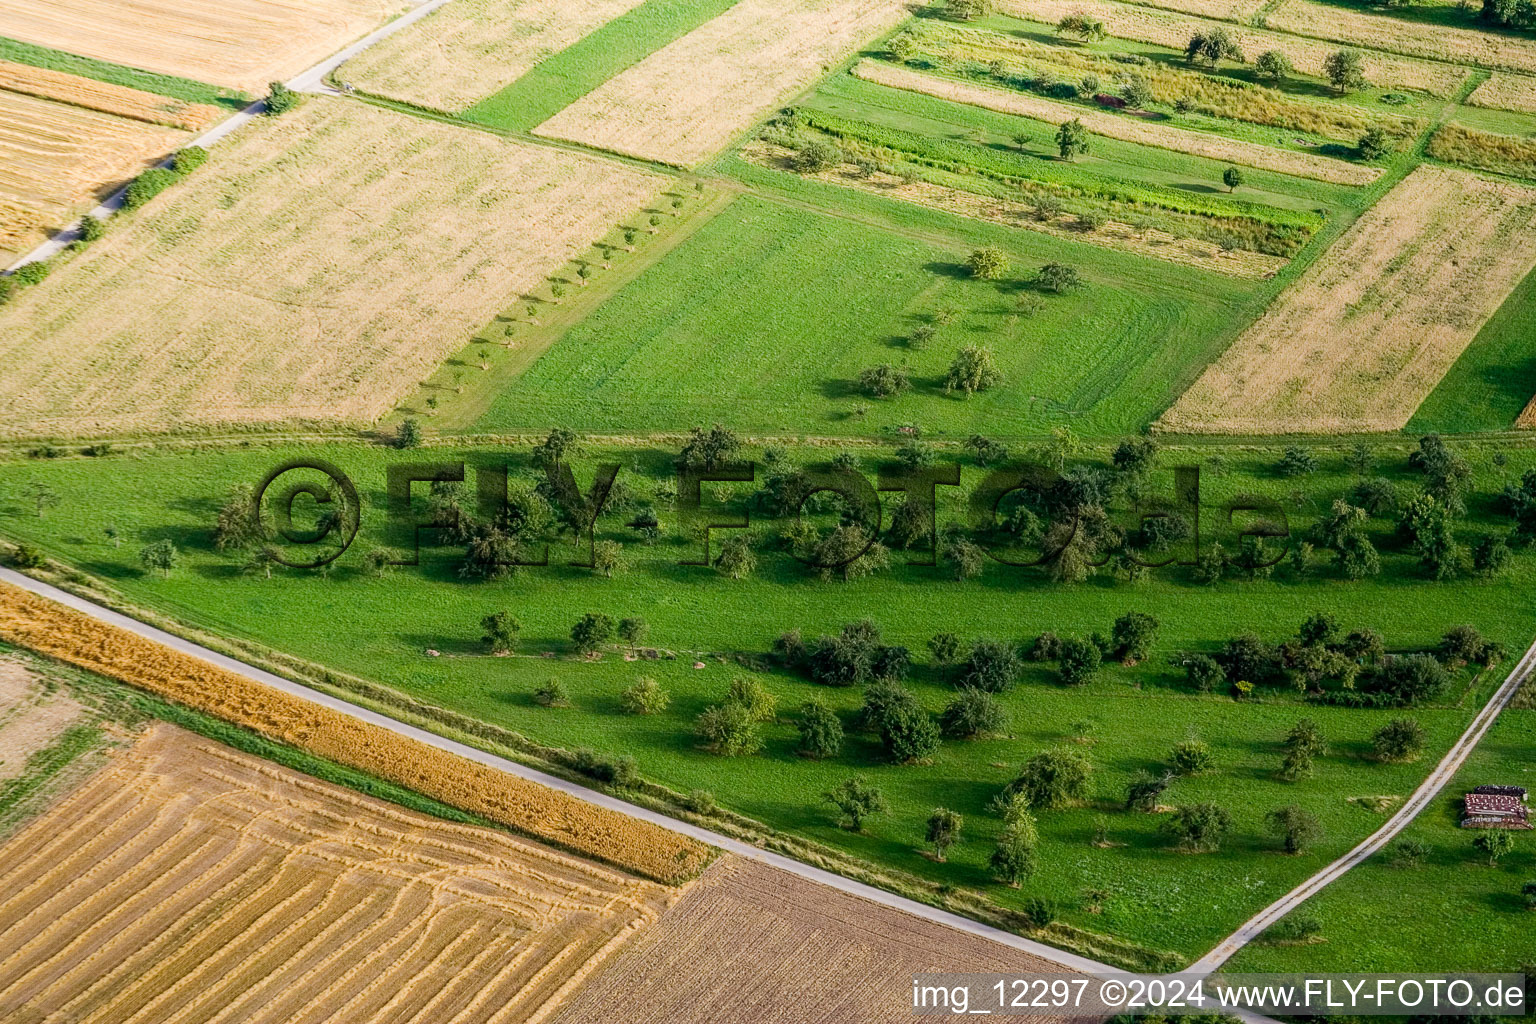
1000;0;1468;95
0;660;86;782
1159;165;1536;434
1268;0;1536;76
1133;0;1269;20
342;0;646;113
535;0;913;167
0;98;666;438
1468;72;1536;114
855;60;1380;185
548;855;1069;1024
0;722;680;1024
0;90;182;261
0;0;402;94
1518;394;1536;428
0;581;711;884
0;61;223;130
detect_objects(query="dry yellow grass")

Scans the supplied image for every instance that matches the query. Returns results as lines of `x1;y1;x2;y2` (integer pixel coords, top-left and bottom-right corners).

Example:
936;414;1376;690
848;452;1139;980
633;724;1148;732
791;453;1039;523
855;59;1380;184
745;140;1285;276
1467;72;1536;114
1516;394;1536;428
0;660;85;782
1159;165;1536;434
1268;0;1536;76
1000;0;1468;94
0;0;403;94
549;855;1067;1024
0;581;713;883
0;60;223;130
0;90;183;261
0;722;681;1023
341;0;647;113
1127;0;1268;19
0;98;666;439
535;0;913;167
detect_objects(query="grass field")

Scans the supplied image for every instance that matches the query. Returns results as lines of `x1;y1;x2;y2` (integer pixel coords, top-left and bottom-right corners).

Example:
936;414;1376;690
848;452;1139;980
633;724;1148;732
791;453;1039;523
0;0;402;94
0;722;679;1022
0;90;183;260
533;0;910;167
340;0;647;114
2;437;1535;961
460;0;743;132
1409;267;1536;434
0;98;664;439
1225;704;1536;972
1160;166;1536;434
471;192;1258;437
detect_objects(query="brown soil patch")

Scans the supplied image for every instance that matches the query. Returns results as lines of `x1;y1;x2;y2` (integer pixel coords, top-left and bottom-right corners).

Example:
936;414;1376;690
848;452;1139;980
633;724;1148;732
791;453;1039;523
855;59;1381;185
0;90;183;261
1268;0;1536;76
0;0;404;94
1466;71;1536;115
0;97;666;439
547;855;1071;1024
0;722;679;1023
341;0;647;113
0;661;85;781
743;140;1286;277
0;60;224;130
1159;165;1536;433
1000;0;1468;95
534;0;914;167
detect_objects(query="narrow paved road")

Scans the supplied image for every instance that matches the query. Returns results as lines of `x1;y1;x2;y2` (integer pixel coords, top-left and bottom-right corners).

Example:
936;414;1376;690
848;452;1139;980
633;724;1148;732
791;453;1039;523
1190;636;1536;973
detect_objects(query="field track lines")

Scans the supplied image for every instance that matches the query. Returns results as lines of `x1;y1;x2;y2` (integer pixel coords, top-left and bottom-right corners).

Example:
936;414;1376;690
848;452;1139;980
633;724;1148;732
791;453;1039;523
313;905;485;1023
387;919;506;1024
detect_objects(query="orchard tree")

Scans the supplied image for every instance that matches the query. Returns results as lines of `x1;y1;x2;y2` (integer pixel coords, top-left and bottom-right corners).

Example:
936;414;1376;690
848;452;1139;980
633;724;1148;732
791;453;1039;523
621;676;671;714
592;539;626;578
1008;748;1092;809
1185;28;1244;66
940;688;1007;738
1254;49;1294;82
1169;733;1215;776
139;539;179;578
961;638;1022;692
696;700;763;756
966;247;1010;280
944;0;993;19
1036;262;1082;293
946;345;1002;396
1056;119;1090;160
1056;13;1107;39
990;813;1039;886
1373;717;1425;762
1111;612;1159;664
715;533;757;579
929;631;962;666
1161;802;1232;851
480;611;520;654
1223;166;1244;192
1325;48;1367;92
1126;770;1175;812
571;612;615;653
1473;830;1515;867
1358;126;1391;160
1267;804;1323;854
797;698;845;758
858;363;911;398
925;807;964;861
824;776;889;830
1057;637;1102;685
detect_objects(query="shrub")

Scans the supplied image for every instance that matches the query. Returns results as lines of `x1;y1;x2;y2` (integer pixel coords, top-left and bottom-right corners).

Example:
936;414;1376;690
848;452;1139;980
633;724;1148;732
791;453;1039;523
792;140;842;173
394;418;422;449
1126;770;1174;812
696;701;763;756
1358;126;1392;161
1521;879;1536;911
174;146;209;173
961;638;1021;692
940;688;1007;738
620;676;670;714
1184;654;1225;692
858;363;911;398
1266;804;1323;854
1373;717;1425;761
11;544;47;569
683;789;716;815
797;698;844;758
533;678;570;707
570;747;638;786
122;167;181;210
1264;913;1322;944
1169;734;1215;776
1036;262;1082;293
1161;802;1232;851
264;81;299;115
1007;748;1092;809
1389;837;1428;868
12;261;49;287
1057;637;1102;686
966;246;1010;280
1278;446;1317;476
1022;896;1058;928
77;215;106;243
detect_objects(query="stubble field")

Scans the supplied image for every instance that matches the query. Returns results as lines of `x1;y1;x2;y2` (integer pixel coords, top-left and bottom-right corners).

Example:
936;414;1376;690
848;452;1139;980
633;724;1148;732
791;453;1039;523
533;0;913;167
1266;0;1536;76
0;98;665;438
0;722;679;1024
1160;165;1536;434
0;60;223;130
0;0;403;94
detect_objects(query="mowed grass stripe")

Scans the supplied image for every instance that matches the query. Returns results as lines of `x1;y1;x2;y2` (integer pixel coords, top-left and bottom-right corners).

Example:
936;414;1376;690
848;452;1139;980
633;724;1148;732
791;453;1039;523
1409;265;1536;433
462;0;744;132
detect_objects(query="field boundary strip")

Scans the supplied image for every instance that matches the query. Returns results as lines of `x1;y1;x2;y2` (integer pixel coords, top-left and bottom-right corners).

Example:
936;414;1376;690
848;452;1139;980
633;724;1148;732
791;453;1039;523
0;578;711;884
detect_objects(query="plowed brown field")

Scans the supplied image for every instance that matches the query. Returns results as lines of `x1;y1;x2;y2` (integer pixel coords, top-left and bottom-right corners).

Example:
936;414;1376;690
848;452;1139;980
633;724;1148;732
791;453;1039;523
0;0;403;94
0;98;665;438
548;855;1070;1024
1159;165;1536;433
0;90;182;261
0;723;679;1024
534;0;913;167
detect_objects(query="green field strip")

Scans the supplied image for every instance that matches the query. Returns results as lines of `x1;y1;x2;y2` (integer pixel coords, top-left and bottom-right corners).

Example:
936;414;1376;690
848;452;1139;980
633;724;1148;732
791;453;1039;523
461;0;745;132
1409;264;1536;434
0;35;247;107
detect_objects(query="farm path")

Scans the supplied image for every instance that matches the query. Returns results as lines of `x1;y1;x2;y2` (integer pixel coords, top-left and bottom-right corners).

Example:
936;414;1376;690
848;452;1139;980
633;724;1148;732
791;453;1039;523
1190;635;1536;972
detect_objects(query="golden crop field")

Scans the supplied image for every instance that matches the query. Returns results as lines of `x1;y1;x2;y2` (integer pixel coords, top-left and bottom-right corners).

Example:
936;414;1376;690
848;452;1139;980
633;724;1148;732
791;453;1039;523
855;60;1381;185
1123;0;1268;19
534;0;912;167
1159;165;1536;434
342;0;647;113
1467;72;1536;114
0;581;713;884
0;60;223;130
0;660;86;782
1519;395;1536;428
0;0;403;94
0;90;182;261
0;98;665;439
1267;0;1536;76
0;723;680;1024
999;0;1469;95
549;855;1066;1024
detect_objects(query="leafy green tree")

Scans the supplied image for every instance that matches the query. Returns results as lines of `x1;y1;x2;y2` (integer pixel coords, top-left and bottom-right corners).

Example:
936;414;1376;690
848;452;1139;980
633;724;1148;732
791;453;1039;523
532;427;582;469
791;140;842;173
139;539;179;578
1055;119;1090;160
1185;653;1225;692
725;676;778;722
696;700;763;755
926;807;964;861
1126;769;1175;812
1267;804;1323;854
1056;12;1106;39
1185;28;1244;66
1373;717;1425;761
1521;879;1536;910
1472;534;1513;578
1036;262;1082;294
1370;654;1449;705
928;632;962;666
944;0;993;18
966;247;1010;280
941;688;1007;739
1473;830;1514;867
945;345;1001;396
990;812;1039;886
571;612;615;653
1254;49;1294;81
1121;74;1153;109
212;484;263;551
1161;802;1233;851
1007;748;1092;809
1278;446;1317;477
1223;166;1244;192
678;424;742;469
618;616;647;645
534;678;570;707
715;533;757;579
1399;492;1462;579
395;418;423;449
621;676;670;714
1111;612;1159;664
824;776;889;830
1337;532;1381;581
1057;637;1102;686
812;525;890;582
858;363;911;398
480;611;520;654
961;638;1022;692
264;81;298;114
460;524;520;581
591;538;625;578
1357;126;1391;160
1324;48;1367;92
797;699;844;758
1169;733;1215;775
